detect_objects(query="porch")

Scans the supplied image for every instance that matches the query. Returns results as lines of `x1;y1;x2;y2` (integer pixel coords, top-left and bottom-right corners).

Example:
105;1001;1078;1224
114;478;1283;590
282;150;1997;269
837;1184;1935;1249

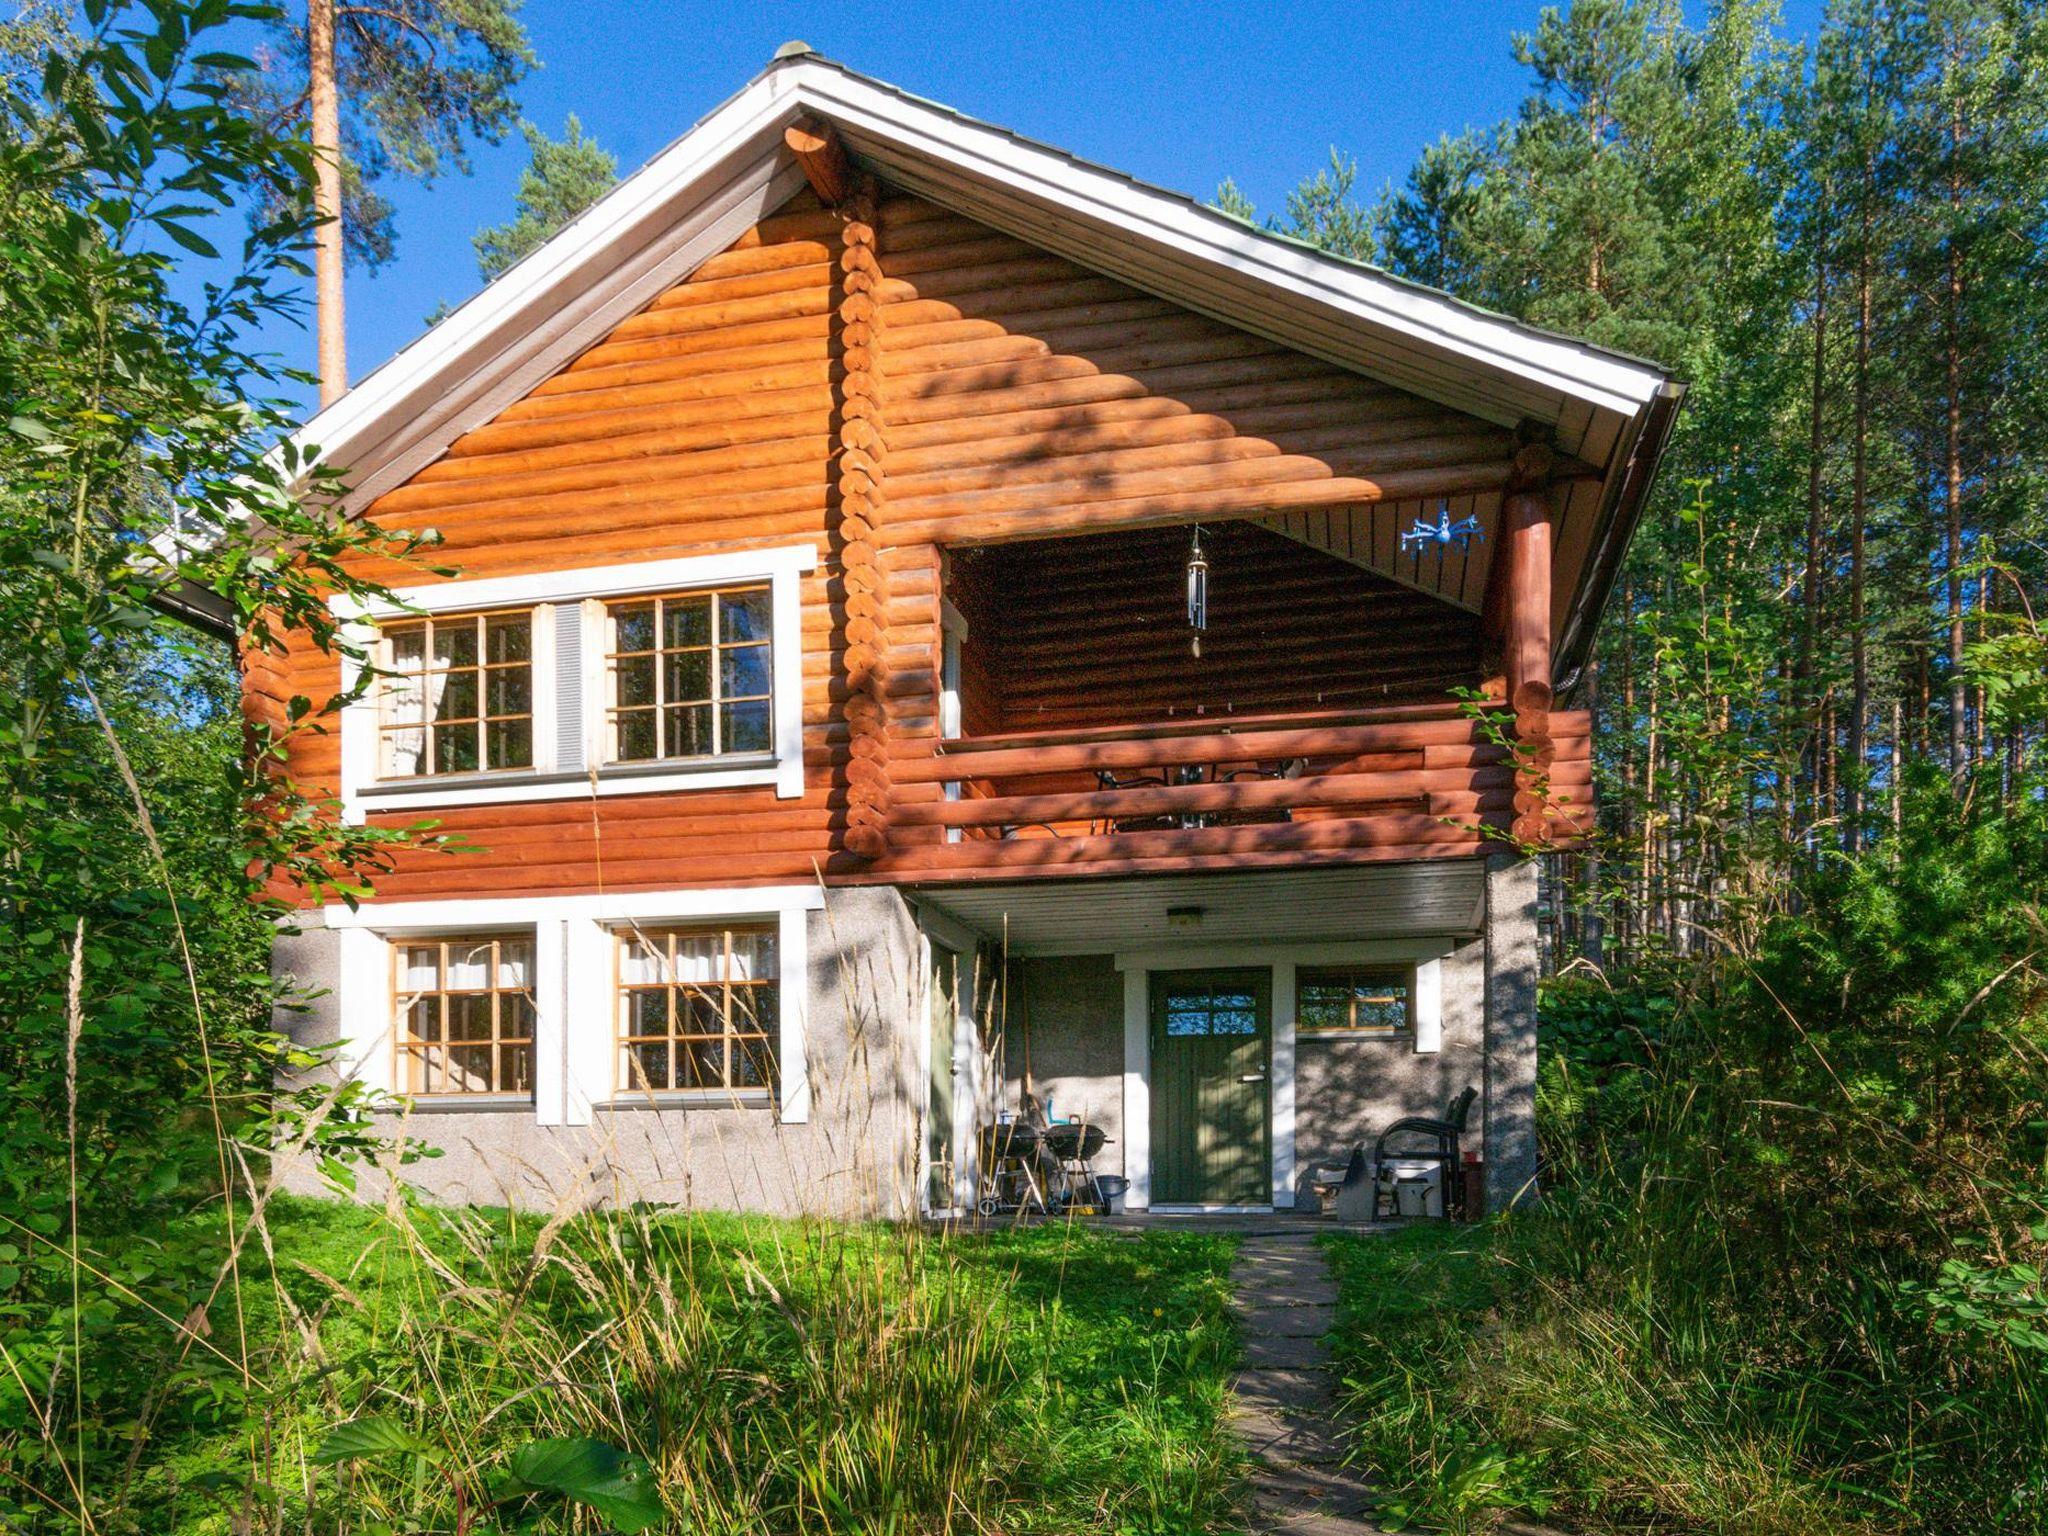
909;859;1541;1220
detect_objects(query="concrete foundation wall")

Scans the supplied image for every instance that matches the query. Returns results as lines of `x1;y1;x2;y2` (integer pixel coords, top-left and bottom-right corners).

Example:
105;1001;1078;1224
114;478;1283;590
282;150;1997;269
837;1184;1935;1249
269;888;927;1220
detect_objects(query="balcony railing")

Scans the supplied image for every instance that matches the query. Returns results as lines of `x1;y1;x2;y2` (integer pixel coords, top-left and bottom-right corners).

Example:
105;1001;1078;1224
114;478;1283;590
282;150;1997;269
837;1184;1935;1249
871;700;1592;882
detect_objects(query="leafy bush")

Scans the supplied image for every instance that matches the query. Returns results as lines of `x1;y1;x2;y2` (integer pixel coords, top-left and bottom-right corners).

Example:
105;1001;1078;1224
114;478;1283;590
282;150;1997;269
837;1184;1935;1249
1327;779;2048;1534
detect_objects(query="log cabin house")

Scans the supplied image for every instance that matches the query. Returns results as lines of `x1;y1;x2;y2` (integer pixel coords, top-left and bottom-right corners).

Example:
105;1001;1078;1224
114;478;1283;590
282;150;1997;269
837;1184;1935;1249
256;48;1682;1218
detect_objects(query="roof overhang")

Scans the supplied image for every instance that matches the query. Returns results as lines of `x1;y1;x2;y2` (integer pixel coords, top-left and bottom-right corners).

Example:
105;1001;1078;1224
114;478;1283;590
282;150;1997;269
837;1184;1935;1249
280;47;1683;678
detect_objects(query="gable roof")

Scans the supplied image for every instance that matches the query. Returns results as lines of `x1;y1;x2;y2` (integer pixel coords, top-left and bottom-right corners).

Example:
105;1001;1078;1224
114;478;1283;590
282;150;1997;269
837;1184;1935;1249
280;46;1685;686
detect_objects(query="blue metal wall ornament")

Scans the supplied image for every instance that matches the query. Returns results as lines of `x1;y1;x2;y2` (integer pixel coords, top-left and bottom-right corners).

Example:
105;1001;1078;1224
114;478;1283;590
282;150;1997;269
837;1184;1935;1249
1401;500;1485;554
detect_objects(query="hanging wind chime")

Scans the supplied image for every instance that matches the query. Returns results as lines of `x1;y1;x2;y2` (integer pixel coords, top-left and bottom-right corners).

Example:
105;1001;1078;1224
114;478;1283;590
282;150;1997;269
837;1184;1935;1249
1185;524;1209;657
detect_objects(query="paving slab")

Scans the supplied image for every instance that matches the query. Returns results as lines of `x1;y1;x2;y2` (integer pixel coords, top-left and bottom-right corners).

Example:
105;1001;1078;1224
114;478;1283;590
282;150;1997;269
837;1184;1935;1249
1238;1303;1335;1338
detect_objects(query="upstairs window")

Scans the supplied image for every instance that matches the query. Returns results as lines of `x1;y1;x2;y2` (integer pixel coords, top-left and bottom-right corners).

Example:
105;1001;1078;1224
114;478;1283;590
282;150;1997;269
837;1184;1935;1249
394;934;536;1096
1297;967;1411;1036
378;610;533;778
606;587;772;764
616;924;779;1096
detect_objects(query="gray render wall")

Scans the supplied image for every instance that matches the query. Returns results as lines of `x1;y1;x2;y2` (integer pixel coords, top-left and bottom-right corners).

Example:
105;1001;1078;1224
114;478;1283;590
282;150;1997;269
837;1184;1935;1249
1290;938;1486;1209
1483;854;1541;1210
999;955;1127;1178
269;887;927;1220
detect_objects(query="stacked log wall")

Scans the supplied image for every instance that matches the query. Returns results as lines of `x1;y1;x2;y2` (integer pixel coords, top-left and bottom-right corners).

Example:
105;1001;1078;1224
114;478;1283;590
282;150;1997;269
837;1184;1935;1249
260;187;1551;902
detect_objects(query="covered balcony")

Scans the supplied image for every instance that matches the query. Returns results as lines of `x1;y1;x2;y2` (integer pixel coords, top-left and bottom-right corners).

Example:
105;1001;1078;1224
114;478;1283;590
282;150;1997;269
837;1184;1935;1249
866;521;1590;882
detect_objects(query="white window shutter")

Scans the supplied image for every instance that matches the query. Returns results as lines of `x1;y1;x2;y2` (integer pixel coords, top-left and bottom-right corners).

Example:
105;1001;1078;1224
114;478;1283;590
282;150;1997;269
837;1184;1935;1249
553;601;585;774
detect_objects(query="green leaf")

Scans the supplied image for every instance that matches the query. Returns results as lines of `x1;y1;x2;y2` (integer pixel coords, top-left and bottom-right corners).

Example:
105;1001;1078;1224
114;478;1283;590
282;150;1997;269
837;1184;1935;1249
505;1438;664;1533
312;1416;434;1465
159;221;221;259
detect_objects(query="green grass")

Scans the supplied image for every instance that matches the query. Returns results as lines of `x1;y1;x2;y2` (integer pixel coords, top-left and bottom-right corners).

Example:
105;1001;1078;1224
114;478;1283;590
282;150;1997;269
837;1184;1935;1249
123;1197;1245;1535
1321;1222;1891;1536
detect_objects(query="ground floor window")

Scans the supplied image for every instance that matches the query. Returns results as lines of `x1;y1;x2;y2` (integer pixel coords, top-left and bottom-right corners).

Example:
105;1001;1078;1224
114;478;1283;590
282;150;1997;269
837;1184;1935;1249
1296;966;1411;1036
616;924;779;1095
394;934;537;1095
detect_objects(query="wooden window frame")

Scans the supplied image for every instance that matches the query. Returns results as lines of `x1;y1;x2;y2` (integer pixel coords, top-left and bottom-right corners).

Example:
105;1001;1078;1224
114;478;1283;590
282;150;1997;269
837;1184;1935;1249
375;608;534;780
602;586;774;767
392;933;538;1098
1294;965;1413;1038
614;923;780;1099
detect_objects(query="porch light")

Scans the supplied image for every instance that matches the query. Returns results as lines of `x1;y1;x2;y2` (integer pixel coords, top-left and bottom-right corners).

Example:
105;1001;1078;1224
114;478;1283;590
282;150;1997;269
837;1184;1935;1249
1185;525;1208;657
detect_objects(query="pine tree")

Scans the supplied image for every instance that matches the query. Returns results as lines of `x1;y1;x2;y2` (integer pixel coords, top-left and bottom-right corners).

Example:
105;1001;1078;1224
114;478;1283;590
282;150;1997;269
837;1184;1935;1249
473;115;618;281
227;0;535;404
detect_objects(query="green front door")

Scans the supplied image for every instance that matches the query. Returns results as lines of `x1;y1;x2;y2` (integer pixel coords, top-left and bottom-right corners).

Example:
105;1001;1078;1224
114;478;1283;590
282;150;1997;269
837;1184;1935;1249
1151;969;1272;1205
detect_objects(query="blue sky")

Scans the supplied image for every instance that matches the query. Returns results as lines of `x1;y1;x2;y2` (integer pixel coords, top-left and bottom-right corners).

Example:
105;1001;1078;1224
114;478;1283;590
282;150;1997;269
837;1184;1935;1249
301;0;1823;409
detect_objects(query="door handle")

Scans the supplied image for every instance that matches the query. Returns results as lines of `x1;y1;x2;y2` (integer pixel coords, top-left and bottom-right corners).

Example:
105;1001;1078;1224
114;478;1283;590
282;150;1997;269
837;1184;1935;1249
1239;1073;1267;1083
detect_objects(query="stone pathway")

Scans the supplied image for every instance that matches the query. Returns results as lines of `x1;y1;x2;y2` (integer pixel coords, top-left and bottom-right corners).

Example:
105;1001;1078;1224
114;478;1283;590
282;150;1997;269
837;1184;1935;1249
1229;1233;1379;1533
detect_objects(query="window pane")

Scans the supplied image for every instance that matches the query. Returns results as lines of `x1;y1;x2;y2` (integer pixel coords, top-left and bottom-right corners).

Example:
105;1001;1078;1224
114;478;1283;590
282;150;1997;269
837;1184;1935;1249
386;624;426;669
382;725;426;778
624;987;669;1034
382;673;425;726
447;993;495;1042
720;588;772;643
678;987;724;1038
613;603;656;653
731;982;776;1035
720;644;771;699
670;934;722;984
435;622;479;668
485;613;530;663
496;939;533;989
664;650;710;703
681;1038;724;1088
448;1044;494;1092
487;717;532;770
733;1031;778;1089
667;704;714;757
403;995;438;1045
663;596;712;649
435;670;479;722
721;700;771;754
614;709;657;761
445;941;494;990
625;1040;672;1091
499;1043;535;1094
616;654;656;708
436;724;480;774
618;936;665;987
486;669;529;716
727;930;776;982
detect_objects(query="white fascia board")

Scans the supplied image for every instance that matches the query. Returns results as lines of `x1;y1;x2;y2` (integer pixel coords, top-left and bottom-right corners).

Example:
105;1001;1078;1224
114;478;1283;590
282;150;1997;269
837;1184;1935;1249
786;64;1668;419
318;884;826;931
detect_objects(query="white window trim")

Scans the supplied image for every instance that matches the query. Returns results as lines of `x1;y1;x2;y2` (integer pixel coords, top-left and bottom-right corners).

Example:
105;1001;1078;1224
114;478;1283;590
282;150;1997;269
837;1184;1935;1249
324;885;822;1126
331;547;817;819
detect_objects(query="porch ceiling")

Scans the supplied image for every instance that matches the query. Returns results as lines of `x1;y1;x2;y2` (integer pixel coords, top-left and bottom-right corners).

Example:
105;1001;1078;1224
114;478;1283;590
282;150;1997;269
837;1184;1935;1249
907;861;1487;957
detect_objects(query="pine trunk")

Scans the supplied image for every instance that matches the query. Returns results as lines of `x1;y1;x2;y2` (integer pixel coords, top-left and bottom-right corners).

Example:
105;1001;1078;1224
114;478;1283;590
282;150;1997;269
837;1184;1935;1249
310;0;346;406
